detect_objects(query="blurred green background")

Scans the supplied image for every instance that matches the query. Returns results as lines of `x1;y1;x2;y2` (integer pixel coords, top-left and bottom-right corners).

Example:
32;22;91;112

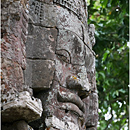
87;0;129;129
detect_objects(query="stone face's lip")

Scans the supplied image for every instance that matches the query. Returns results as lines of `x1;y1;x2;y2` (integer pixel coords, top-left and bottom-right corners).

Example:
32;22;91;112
57;88;85;117
59;102;83;117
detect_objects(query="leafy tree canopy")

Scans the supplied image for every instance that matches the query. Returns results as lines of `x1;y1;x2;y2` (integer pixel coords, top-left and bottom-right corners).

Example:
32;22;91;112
88;0;129;129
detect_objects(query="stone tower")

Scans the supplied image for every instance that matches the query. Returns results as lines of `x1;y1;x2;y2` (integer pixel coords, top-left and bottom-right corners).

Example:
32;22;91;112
1;0;98;130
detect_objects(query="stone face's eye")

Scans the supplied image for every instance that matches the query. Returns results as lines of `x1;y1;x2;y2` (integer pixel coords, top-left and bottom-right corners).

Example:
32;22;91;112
56;49;71;63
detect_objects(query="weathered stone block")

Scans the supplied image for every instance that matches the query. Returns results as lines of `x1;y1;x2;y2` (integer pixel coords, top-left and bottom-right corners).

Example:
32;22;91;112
29;1;57;27
1;58;24;93
87;71;97;92
53;0;88;28
26;26;57;60
45;116;79;130
56;6;83;39
84;46;95;72
2;91;43;123
86;92;98;127
25;60;55;91
88;24;96;47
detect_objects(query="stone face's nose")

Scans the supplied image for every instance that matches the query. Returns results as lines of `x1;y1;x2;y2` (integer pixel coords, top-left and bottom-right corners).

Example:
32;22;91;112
66;75;91;99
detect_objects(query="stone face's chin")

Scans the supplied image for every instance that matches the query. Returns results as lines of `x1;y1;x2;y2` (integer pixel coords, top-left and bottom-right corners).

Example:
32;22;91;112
59;103;84;117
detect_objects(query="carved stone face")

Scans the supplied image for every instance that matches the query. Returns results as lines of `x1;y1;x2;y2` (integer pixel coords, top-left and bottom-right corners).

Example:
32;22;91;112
26;28;94;129
55;29;91;97
25;0;95;129
53;30;92;129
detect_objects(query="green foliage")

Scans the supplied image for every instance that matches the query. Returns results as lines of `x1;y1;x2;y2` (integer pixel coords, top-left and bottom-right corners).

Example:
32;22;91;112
88;0;129;129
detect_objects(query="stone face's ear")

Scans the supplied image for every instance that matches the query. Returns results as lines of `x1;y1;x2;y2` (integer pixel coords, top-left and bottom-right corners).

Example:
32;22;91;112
88;24;96;47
